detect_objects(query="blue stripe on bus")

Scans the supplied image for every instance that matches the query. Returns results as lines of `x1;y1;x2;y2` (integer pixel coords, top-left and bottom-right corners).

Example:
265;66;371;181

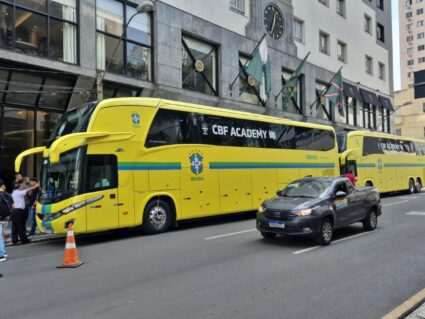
383;163;425;168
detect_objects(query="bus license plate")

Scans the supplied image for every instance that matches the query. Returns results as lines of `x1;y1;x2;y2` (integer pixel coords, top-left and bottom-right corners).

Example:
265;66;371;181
269;221;285;229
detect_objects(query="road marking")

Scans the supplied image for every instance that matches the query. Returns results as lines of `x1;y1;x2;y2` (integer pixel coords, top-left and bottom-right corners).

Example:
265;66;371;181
397;196;416;200
382;200;410;207
406;211;425;216
204;229;257;240
381;287;425;319
293;231;377;255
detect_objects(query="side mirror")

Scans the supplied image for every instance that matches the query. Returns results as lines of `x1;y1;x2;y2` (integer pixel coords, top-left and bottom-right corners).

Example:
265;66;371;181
335;191;347;199
276;190;281;196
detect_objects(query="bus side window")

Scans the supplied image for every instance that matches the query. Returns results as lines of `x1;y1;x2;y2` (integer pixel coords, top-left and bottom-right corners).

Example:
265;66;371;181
85;155;118;193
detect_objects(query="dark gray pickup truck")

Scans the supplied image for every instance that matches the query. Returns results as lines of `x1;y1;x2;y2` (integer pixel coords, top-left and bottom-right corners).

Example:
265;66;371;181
256;176;382;245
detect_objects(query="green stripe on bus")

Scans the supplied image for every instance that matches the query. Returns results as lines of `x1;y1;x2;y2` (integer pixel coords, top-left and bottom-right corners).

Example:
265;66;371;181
357;163;376;168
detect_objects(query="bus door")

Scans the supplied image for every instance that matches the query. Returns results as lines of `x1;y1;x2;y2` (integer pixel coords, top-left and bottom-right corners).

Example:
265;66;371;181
84;154;119;231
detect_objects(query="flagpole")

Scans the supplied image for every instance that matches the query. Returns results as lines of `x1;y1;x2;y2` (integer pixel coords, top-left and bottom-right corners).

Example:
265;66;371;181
229;33;268;91
308;66;343;111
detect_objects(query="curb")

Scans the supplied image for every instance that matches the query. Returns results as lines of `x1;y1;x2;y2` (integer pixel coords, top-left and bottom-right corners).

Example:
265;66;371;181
5;234;65;247
382;288;425;319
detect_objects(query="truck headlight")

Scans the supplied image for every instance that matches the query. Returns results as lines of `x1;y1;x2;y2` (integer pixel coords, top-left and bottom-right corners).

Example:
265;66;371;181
294;209;312;216
258;205;266;214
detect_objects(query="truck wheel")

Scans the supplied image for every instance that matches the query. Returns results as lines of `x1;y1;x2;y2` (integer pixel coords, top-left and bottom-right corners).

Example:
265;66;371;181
409;179;415;194
363;209;378;231
261;231;277;240
143;199;173;234
316;219;333;245
416;178;422;193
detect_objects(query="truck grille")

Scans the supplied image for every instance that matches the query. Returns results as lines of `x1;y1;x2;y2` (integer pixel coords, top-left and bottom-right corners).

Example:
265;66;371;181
265;210;296;220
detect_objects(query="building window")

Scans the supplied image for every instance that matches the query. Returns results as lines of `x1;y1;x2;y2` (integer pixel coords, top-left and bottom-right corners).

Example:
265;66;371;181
364;15;372;34
396;129;401;136
0;1;78;64
408;59;414;65
407;35;414;42
407;47;414;54
182;35;217;96
347;97;355;126
418;32;425;39
282;70;303;114
377;0;384;10
96;0;152;81
417;8;424;15
337;41;347;63
406;0;412;5
319;31;329;54
419;45;425;51
238;55;261;105
293;18;304;43
377;23;385;42
408;72;412;78
418;20;424;27
419;57;425;63
318;0;328;6
365;55;373;75
230;0;245;14
316;82;332;120
378;62;385;80
423;102;425;112
406;23;413;30
406;11;413;18
336;0;346;17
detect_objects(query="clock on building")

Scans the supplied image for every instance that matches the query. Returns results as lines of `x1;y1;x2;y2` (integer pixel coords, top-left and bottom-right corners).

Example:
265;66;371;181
263;4;284;39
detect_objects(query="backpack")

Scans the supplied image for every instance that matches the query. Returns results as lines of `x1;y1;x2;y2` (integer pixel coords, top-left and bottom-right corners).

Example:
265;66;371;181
0;192;12;219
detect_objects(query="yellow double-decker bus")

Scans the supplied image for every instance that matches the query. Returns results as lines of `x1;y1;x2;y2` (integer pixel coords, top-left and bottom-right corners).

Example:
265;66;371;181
338;130;425;193
16;98;339;235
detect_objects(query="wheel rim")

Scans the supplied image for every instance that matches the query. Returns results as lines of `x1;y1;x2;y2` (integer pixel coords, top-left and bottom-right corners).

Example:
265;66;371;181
369;212;377;229
417;180;422;191
410;181;415;193
149;206;167;229
322;222;332;242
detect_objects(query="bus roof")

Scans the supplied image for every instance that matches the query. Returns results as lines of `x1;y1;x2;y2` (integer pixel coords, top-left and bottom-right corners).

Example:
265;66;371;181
345;130;425;143
97;97;335;132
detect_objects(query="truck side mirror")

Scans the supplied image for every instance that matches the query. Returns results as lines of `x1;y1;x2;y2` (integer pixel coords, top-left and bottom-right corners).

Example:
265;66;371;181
335;191;347;199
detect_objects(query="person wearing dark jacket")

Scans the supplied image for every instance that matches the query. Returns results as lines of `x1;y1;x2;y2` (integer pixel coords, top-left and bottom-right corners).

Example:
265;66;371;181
0;180;13;261
26;178;41;236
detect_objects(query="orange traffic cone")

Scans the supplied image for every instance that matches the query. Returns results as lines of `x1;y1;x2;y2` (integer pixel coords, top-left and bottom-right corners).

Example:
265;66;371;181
57;223;83;268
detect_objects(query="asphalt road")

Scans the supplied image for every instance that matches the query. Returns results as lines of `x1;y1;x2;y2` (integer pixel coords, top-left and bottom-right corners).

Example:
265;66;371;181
2;192;425;319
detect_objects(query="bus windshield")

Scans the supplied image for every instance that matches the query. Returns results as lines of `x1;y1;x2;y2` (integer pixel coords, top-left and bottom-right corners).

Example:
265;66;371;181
337;133;347;153
40;147;83;204
47;102;97;146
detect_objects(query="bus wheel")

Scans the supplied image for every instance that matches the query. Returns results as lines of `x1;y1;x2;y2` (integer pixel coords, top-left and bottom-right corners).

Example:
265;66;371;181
365;181;373;187
409;179;415;194
143;199;173;234
416;178;422;193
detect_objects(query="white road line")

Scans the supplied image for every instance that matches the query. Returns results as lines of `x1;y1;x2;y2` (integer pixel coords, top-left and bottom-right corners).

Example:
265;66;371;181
293;231;377;255
204;229;257;240
382;200;410;207
406;211;425;216
396;196;416;200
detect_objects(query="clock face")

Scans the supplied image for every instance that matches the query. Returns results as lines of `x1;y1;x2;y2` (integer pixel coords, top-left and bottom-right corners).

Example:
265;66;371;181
264;4;284;39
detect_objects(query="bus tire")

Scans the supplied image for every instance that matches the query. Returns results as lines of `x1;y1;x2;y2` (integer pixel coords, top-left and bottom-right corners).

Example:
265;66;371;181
409;179;415;194
143;199;173;234
416;178;422;193
365;181;373;187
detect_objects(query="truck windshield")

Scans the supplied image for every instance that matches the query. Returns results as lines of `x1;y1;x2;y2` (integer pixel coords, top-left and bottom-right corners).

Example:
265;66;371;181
47;102;97;146
280;180;332;199
40;147;83;204
337;133;347;153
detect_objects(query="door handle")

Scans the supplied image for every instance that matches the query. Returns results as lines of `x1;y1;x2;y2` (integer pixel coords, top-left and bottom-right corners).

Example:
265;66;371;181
222;194;229;197
183;197;191;200
110;194;116;199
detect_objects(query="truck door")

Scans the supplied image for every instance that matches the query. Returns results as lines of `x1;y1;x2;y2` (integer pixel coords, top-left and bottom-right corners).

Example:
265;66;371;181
85;155;119;232
332;182;352;227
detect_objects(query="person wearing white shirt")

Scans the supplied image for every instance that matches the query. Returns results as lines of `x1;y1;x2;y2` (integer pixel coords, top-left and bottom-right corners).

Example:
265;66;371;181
11;181;38;245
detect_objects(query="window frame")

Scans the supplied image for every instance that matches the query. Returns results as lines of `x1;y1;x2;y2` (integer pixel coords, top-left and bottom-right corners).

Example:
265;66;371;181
230;0;245;14
319;31;330;55
365;55;373;75
84;154;118;193
337;40;347;63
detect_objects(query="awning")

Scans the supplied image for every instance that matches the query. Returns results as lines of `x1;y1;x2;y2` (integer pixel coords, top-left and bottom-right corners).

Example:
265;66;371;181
359;88;380;106
343;82;361;100
378;96;394;111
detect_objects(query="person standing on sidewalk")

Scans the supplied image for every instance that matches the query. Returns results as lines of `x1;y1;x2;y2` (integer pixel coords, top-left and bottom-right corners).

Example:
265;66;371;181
0;181;13;261
27;178;41;236
11;181;38;245
11;173;22;192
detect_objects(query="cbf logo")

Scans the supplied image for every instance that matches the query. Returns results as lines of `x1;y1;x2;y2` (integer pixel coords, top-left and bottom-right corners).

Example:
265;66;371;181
189;151;203;175
132;113;140;126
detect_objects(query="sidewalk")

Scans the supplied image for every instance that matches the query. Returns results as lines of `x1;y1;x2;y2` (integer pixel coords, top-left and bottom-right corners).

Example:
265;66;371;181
405;302;425;319
3;221;62;246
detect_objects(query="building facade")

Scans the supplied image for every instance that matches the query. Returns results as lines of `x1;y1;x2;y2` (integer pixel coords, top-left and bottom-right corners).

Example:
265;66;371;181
0;0;393;188
394;87;425;139
399;0;425;90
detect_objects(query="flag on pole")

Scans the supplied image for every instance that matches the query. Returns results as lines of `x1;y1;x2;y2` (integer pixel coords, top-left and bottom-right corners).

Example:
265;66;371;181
324;70;345;117
283;53;310;107
245;37;271;101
